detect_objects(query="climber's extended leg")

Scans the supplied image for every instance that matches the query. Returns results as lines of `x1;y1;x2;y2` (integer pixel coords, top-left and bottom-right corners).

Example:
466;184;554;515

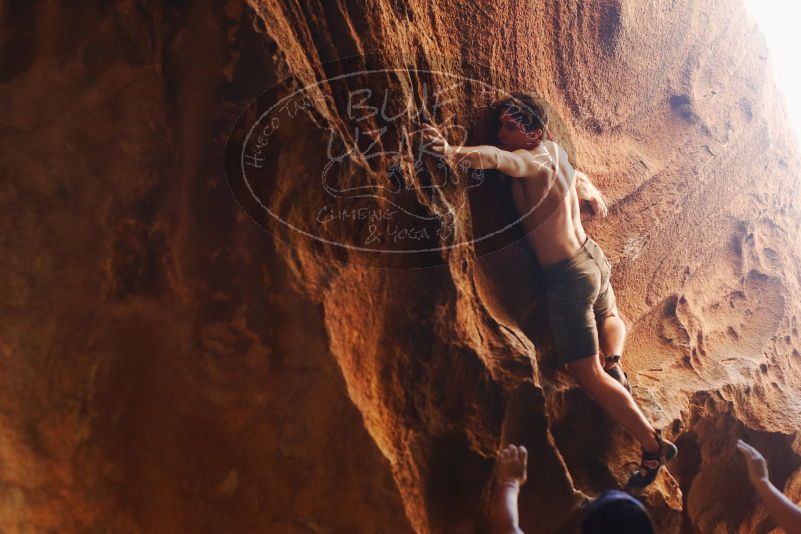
593;269;631;392
541;238;677;487
564;354;659;453
540;239;675;487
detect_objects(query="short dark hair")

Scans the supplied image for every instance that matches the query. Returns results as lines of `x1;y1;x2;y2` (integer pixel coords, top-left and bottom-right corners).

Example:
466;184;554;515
580;490;655;534
491;92;549;139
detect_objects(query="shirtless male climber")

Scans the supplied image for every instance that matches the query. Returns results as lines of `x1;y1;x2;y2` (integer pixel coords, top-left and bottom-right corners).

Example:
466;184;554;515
421;92;677;489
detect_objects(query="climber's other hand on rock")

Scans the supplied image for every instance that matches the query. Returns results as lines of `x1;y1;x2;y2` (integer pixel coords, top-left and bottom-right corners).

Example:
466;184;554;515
575;171;608;217
588;189;608;217
421;122;453;157
496;444;528;489
583;180;608;217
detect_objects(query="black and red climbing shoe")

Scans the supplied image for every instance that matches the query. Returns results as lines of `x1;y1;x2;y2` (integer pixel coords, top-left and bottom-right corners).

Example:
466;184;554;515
626;429;678;490
604;354;632;393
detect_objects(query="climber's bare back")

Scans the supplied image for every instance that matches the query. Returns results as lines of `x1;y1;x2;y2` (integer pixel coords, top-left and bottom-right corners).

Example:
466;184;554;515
510;140;587;266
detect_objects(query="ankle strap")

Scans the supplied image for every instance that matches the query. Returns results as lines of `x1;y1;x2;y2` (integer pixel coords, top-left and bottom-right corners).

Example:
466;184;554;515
604;354;621;364
643;430;665;459
651;428;665;453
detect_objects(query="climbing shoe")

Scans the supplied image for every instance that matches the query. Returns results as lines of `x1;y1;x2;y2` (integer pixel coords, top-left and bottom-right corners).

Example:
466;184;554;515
604;354;632;393
626;429;678;490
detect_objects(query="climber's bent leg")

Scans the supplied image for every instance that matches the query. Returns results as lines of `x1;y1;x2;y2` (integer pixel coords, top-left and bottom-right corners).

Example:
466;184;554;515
597;309;631;392
565;354;660;453
593;264;624;362
593;279;631;390
597;307;626;367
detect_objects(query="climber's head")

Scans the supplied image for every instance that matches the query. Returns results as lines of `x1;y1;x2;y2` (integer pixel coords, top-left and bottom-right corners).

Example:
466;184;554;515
580;490;654;534
491;92;548;150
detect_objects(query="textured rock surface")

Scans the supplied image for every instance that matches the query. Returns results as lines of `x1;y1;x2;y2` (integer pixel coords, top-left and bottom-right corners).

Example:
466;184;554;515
3;0;801;532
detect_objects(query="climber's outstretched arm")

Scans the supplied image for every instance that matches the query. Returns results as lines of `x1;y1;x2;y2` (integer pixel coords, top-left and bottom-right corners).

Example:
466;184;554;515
421;123;546;177
492;444;528;534
451;144;505;171
448;145;551;178
493;148;552;179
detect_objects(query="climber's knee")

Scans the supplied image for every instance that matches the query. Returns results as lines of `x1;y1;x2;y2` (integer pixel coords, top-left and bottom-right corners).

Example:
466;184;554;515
618;313;628;338
598;307;626;336
565;353;605;393
597;303;619;321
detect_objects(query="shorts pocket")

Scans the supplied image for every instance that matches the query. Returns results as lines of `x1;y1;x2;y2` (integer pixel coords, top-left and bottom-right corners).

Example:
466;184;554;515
598;256;611;286
546;268;597;306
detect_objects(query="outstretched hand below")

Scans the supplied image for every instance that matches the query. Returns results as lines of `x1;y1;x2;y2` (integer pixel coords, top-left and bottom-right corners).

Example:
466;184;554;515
496;444;528;489
737;439;769;486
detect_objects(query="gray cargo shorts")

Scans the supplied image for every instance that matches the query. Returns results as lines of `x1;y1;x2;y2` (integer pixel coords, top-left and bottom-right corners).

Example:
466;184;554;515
541;236;617;365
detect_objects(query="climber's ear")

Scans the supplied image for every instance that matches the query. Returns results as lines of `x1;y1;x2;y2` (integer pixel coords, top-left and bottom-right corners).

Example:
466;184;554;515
526;127;544;143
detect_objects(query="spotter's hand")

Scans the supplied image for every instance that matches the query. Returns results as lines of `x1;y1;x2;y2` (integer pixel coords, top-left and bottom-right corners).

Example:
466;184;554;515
736;439;769;486
496;444;528;489
421;122;453;157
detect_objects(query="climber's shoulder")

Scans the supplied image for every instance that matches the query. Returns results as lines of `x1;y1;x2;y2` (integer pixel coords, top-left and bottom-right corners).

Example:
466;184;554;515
538;140;576;181
498;148;550;179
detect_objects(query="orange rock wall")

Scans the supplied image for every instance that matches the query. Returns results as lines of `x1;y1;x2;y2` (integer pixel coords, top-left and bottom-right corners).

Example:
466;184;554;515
2;0;801;532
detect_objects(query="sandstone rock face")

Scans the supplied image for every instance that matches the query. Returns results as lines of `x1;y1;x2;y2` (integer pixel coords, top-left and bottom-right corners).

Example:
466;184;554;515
3;0;801;532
